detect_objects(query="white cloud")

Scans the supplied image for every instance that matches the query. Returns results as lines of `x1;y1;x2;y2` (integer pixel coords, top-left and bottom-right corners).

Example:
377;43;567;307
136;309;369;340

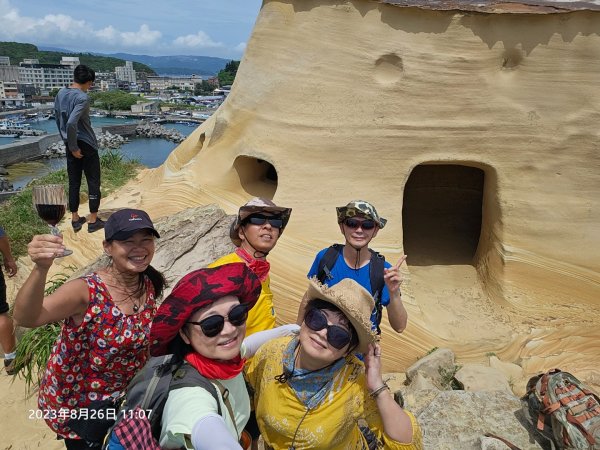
0;1;161;52
173;31;223;49
234;42;247;53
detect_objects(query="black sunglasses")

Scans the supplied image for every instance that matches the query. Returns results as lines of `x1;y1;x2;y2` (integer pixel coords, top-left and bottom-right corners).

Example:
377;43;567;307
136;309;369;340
187;303;248;337
343;218;376;230
304;308;352;350
245;214;284;229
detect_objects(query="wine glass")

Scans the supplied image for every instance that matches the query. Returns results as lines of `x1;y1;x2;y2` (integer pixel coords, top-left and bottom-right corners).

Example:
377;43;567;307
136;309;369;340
32;184;73;257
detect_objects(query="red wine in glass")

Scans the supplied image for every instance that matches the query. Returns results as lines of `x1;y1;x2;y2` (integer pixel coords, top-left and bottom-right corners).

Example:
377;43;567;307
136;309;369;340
35;204;66;226
32;185;73;257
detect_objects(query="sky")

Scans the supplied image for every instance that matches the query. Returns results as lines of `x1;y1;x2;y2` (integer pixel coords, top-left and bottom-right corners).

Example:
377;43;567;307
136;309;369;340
0;0;263;59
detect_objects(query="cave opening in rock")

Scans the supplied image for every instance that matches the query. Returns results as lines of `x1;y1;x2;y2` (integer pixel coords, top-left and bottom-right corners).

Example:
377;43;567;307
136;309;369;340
233;156;278;198
402;164;485;266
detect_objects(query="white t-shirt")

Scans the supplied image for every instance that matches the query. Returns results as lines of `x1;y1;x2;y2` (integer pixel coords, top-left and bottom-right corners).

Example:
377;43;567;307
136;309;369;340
159;372;250;449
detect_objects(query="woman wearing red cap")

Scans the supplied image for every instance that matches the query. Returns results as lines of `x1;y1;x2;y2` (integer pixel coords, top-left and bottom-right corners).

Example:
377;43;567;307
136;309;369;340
13;208;165;450
148;263;272;450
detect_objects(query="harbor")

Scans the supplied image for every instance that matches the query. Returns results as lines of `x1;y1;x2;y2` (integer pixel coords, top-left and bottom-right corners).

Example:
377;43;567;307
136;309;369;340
0;116;201;200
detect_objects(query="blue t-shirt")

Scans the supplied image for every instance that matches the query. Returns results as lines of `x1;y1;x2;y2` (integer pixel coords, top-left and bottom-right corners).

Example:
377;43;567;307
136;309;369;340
308;247;392;329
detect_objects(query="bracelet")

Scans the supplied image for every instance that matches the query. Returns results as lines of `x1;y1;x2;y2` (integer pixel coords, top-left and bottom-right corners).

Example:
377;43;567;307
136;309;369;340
369;382;390;398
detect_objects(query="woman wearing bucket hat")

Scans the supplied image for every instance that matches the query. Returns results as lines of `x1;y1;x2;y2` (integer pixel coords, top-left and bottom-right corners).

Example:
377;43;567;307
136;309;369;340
13;208;165;449
246;278;422;450
306;200;408;335
148;263;270;449
209;197;292;338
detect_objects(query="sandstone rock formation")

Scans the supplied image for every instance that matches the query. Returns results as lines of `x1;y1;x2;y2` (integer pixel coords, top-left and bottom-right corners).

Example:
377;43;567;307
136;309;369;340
7;0;599;393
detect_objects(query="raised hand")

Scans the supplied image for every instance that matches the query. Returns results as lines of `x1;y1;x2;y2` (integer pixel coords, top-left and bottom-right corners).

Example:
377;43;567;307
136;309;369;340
364;342;384;392
383;255;407;293
27;234;65;268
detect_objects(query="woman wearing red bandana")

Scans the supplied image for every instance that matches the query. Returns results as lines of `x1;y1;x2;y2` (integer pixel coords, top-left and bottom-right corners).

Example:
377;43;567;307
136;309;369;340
148;263;297;450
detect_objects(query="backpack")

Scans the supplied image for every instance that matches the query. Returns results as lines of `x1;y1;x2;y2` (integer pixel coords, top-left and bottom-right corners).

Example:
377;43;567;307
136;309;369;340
521;368;600;449
316;243;385;333
102;354;221;449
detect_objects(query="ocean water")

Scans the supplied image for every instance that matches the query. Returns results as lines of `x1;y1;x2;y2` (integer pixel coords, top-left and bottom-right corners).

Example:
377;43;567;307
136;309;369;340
4;118;198;189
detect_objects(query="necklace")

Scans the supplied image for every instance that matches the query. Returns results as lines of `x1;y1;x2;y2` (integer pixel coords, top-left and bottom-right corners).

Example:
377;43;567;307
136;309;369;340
103;273;145;313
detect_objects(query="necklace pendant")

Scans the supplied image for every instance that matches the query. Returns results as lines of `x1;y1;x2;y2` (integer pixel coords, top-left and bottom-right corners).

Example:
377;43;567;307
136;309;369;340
133;304;139;312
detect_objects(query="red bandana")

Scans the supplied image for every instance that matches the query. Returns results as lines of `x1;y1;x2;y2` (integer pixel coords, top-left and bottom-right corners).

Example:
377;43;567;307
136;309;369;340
185;351;246;380
235;247;270;282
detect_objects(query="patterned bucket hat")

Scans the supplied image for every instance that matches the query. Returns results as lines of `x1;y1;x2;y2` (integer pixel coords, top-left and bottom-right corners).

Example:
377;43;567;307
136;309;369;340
336;200;387;229
298;277;377;353
149;263;262;356
229;197;293;246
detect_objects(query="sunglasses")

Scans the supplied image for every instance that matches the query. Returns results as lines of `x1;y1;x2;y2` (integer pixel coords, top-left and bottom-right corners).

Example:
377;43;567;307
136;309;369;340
245;214;284;229
304;308;352;350
343;218;376;230
187;303;248;337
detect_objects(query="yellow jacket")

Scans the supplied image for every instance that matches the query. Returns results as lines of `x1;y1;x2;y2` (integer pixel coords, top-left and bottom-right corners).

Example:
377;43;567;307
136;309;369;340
246;336;423;450
208;252;276;336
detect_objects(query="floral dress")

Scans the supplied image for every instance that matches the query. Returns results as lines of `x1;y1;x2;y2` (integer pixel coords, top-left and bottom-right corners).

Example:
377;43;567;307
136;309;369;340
38;273;157;439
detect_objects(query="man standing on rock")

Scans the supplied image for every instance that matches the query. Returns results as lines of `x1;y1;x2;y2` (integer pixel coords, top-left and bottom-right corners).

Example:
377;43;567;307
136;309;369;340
55;64;104;233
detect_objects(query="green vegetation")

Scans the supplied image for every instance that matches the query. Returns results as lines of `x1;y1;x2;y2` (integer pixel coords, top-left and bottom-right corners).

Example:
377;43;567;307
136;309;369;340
89;90;143;111
439;365;463;390
12;270;74;394
485;352;497;357
217;60;240;86
0;148;140;258
194;80;216;96
0;41;156;74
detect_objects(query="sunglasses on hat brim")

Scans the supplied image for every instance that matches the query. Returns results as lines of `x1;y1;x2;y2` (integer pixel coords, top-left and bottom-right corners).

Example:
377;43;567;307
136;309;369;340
187;303;248;337
304;307;352;350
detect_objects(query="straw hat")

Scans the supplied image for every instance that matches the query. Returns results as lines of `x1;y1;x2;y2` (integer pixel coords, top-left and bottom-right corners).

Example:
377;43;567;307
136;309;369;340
298;277;377;353
229;197;292;246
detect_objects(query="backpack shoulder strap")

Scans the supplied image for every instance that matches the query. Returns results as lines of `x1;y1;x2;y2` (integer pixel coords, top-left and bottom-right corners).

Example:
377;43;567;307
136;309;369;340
368;249;385;301
169;363;222;417
316;244;343;283
368;250;386;333
212;380;239;437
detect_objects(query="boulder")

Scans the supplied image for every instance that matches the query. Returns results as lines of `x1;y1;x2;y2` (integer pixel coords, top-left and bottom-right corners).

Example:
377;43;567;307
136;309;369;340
416;390;546;450
455;364;513;393
406;348;456;389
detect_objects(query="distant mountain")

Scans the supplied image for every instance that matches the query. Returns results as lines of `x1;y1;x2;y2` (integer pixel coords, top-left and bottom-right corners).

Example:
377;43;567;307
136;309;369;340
38;45;76;53
0;42;156;74
102;53;231;76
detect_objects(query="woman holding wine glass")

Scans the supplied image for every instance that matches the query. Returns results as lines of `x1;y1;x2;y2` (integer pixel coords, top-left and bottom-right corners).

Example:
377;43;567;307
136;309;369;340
13;208;166;450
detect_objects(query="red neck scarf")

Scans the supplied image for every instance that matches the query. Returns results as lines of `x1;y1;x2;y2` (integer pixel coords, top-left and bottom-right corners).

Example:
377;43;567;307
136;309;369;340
185;351;246;380
235;247;270;282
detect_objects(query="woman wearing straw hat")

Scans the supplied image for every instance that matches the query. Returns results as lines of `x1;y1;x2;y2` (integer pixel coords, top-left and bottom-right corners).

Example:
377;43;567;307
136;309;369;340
246;278;422;450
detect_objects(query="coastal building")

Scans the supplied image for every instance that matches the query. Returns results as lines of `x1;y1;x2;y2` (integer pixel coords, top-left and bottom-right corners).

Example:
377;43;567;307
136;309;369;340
116;61;136;83
0;56;10;66
131;100;160;113
0;62;19;83
147;75;203;92
18;61;72;92
60;56;80;70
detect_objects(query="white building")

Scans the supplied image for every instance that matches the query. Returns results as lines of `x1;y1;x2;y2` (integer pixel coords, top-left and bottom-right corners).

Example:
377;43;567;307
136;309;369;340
116;61;136;83
19;62;73;91
0;56;10;66
147;75;202;92
60;56;81;70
